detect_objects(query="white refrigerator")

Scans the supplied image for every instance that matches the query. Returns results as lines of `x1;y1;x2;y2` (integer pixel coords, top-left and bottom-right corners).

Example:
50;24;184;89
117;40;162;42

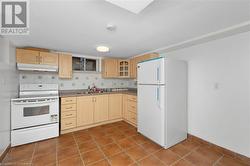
137;57;187;148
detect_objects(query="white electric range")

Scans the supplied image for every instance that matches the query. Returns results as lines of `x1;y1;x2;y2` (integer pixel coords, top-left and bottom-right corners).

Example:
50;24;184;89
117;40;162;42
11;84;59;146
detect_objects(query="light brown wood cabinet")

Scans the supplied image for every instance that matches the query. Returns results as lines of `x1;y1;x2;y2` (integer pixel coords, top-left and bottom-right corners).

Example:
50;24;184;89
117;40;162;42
102;59;118;78
118;60;130;78
40;52;58;66
130;53;159;79
61;97;77;130
61;94;136;133
59;54;72;79
94;95;109;123
123;95;137;126
16;48;58;66
77;96;94;126
108;94;123;120
16;49;40;64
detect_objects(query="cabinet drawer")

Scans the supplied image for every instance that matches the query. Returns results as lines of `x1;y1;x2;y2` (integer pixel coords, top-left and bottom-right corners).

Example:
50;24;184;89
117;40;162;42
61;97;76;104
61;110;76;119
61;118;76;130
128;111;137;124
127;95;137;102
61;104;76;112
128;100;137;113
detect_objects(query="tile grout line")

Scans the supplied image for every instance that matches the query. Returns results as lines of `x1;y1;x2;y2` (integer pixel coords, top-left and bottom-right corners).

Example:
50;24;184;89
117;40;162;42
91;134;113;166
55;138;59;166
30;143;37;165
73;133;87;166
213;154;224;166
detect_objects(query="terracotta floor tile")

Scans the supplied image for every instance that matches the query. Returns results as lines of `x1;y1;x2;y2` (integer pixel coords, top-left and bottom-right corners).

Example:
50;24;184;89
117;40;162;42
88;159;110;166
111;133;127;141
78;140;98;153
169;144;191;157
32;152;56;166
101;143;122;157
184;151;212;166
173;159;194;166
58;155;84;166
82;149;105;165
180;140;200;151
138;155;165;166
74;130;91;138
57;145;79;161
140;141;162;153
108;152;134;166
154;149;180;165
132;134;149;145
3;144;35;163
95;136;114;146
104;127;121;135
126;145;148;161
57;133;74;142
117;138;137;150
122;128;138;137
34;139;56;157
217;156;248;166
76;134;93;144
11;143;35;153
195;146;222;163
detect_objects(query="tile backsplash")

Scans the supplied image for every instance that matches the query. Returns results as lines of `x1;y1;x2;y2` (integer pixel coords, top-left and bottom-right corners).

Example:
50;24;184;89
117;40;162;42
19;71;137;90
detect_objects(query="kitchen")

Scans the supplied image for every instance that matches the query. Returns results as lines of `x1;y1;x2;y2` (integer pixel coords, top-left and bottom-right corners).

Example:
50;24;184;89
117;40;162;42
0;0;250;166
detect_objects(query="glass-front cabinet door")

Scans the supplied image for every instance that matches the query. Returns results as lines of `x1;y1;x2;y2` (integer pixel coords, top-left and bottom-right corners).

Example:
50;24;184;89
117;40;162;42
118;60;130;78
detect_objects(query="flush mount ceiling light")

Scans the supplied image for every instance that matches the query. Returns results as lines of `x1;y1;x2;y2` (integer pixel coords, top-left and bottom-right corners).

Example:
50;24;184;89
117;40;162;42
105;0;155;14
96;46;110;52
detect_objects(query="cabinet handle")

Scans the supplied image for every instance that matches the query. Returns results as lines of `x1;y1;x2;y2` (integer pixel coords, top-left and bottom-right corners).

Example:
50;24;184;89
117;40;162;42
66;107;72;109
65;123;72;125
65;100;72;102
65;114;73;116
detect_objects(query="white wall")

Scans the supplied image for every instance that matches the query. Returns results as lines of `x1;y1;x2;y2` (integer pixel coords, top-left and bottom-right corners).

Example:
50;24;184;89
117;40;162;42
0;37;18;156
162;31;250;157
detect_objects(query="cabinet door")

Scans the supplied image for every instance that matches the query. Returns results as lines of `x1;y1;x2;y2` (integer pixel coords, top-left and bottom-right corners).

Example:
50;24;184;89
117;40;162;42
40;52;58;66
102;59;118;78
94;95;109;123
77;96;94;126
16;48;40;64
59;54;72;79
108;94;123;120
123;94;128;120
130;58;136;78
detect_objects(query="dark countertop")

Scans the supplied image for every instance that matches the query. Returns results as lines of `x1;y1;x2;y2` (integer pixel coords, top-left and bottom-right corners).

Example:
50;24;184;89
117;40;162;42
59;88;137;98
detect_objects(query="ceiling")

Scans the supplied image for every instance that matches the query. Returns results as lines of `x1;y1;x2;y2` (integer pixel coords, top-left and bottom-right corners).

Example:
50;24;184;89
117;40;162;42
5;0;250;58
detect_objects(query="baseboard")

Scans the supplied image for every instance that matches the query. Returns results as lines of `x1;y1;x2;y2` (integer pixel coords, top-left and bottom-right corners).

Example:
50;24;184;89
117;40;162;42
0;144;10;163
61;118;123;134
187;134;250;163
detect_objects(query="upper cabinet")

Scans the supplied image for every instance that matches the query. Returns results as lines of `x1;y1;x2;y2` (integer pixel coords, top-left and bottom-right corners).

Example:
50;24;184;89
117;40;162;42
102;58;118;78
101;53;159;79
118;60;130;78
16;49;40;64
16;48;58;66
59;54;72;79
130;53;159;79
40;52;58;66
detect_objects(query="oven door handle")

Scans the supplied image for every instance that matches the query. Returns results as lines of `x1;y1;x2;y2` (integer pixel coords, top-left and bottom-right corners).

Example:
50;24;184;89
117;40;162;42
12;99;57;105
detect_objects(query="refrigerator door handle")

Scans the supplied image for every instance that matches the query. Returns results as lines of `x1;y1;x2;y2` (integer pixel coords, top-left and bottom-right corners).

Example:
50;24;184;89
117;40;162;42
157;67;160;82
156;86;160;108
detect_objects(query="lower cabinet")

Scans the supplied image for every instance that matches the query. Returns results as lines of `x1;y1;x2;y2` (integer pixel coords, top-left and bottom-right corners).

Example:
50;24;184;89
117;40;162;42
77;96;94;126
94;95;109;123
61;94;136;134
123;94;137;126
108;94;123;120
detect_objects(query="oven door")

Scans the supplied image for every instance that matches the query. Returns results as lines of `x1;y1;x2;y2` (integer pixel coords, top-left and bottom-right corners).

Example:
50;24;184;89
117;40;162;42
11;97;59;130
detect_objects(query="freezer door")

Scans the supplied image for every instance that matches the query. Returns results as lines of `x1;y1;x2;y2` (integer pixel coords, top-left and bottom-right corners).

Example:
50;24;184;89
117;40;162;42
137;58;165;85
138;84;165;146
